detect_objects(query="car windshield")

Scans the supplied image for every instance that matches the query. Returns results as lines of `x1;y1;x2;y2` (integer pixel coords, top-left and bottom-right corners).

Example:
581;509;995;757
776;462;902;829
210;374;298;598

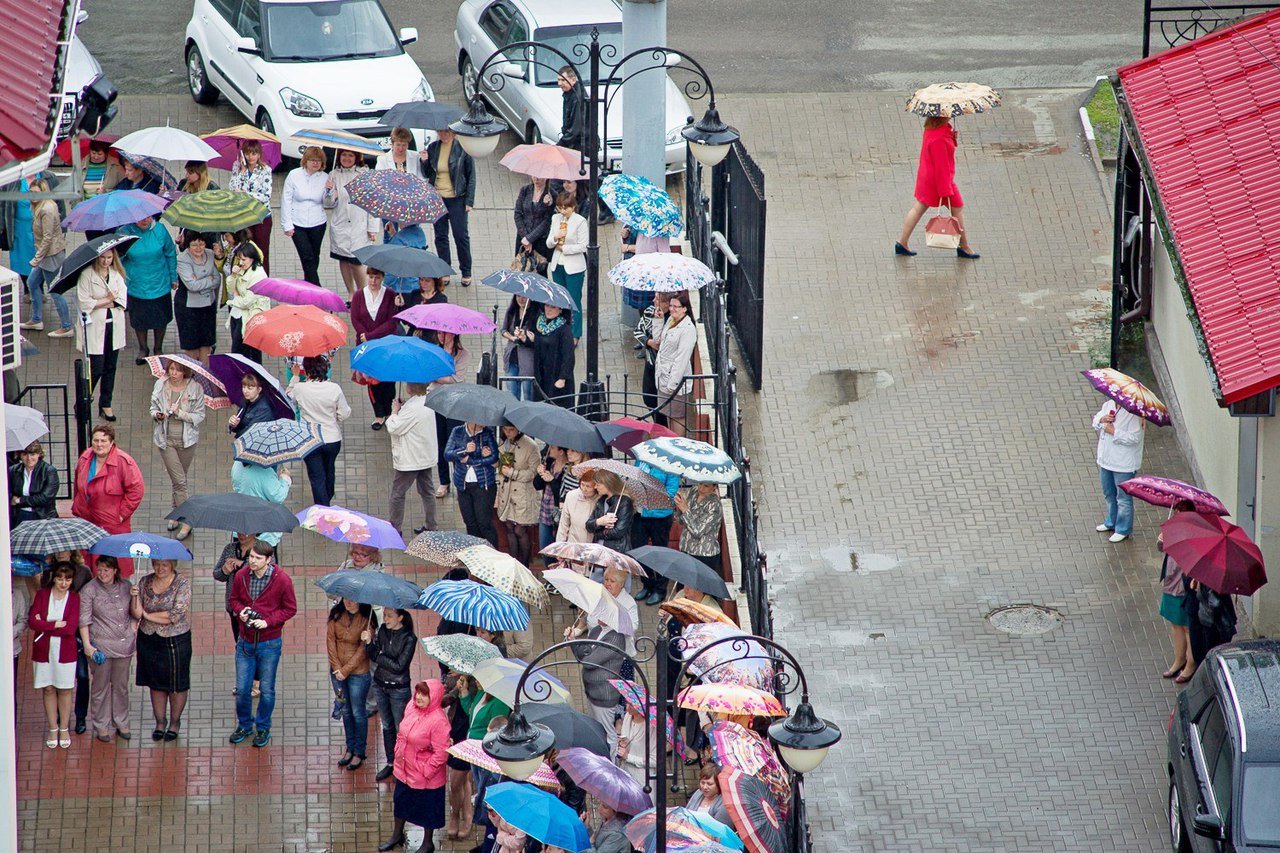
262;0;401;62
529;24;623;85
1242;765;1280;845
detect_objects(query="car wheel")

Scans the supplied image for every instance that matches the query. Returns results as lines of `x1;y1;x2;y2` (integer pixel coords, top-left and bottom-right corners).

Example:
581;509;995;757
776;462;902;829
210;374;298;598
186;44;218;105
461;55;487;108
1169;780;1192;853
525;122;542;145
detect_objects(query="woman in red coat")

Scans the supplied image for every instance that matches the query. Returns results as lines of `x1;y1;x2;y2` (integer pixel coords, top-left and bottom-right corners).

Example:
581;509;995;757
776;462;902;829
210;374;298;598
71;424;145;576
351;266;402;431
29;562;81;749
381;679;450;852
896;116;979;259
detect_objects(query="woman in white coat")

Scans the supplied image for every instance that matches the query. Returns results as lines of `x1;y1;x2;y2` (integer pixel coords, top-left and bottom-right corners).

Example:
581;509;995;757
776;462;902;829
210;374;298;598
546;192;588;341
76;248;128;421
325;148;378;299
653;292;698;436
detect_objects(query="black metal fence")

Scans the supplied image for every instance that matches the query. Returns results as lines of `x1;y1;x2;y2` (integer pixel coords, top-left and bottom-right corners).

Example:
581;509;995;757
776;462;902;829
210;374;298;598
1142;1;1280;55
14;382;73;500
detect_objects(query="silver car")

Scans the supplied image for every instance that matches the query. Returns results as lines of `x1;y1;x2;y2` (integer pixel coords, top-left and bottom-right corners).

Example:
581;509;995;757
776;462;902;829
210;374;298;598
454;0;691;173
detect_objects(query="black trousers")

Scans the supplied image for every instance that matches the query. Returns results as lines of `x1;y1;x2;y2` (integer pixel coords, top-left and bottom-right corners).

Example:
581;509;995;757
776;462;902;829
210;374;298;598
304;440;342;505
290;223;326;285
631;515;674;595
89;346;120;409
229;316;262;363
75;649;89;723
458;483;497;547
432;197;471;277
369;380;396;418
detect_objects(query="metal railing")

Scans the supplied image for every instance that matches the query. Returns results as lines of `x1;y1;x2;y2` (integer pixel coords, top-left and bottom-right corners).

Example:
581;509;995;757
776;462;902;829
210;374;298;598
1142;1;1280;55
14;382;73;501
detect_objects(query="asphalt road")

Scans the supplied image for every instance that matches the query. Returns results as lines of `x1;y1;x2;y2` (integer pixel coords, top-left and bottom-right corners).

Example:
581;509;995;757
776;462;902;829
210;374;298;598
82;0;1144;104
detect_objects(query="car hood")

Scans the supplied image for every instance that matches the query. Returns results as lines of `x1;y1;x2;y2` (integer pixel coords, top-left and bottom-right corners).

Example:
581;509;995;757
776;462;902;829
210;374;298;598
258;53;425;110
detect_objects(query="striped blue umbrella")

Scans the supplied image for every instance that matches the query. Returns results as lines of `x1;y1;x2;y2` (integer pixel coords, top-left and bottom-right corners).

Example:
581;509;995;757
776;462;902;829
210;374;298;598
598;173;683;238
62;190;168;232
632;437;742;484
351;336;455;384
234;419;324;466
417;580;529;631
289;128;386;156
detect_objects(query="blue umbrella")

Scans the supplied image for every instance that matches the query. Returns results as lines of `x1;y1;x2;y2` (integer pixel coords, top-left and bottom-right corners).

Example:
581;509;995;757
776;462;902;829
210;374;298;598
351;336;455;383
315;569;425;609
235;419;324;466
631;437;741;484
289;128;386;156
485;782;592;853
63;189;169;232
481;269;578;311
90;532;193;561
598;173;682;238
417;580;529;631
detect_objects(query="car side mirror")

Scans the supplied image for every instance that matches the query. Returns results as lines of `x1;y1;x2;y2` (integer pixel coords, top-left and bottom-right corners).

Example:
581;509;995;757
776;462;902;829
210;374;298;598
235;37;261;56
500;62;527;81
1192;813;1225;840
75;9;88;25
663;51;682;67
399;27;418;45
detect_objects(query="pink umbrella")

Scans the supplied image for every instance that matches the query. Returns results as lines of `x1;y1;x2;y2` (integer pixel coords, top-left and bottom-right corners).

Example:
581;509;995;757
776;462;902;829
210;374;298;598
499;143;583;181
250;278;348;313
396;302;496;335
1119;475;1229;516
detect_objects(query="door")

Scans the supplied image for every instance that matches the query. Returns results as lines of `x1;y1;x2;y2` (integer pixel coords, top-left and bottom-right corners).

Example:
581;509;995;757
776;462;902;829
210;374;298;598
223;0;263;108
203;0;250;106
1189;701;1228;851
503;10;533;128
476;0;518;121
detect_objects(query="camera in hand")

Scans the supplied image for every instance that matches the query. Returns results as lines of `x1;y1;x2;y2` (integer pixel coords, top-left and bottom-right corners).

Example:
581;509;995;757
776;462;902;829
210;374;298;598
244;608;264;623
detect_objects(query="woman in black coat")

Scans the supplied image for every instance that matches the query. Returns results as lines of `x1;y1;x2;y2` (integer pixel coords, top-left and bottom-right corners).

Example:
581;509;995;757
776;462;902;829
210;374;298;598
502;295;541;401
1183;577;1238;672
513;178;555;274
9;441;59;525
583;470;634;552
533;304;575;409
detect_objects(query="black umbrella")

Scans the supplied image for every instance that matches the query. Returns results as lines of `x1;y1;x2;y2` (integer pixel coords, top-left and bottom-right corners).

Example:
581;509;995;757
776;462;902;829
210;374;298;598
519;703;611;757
354;244;456;279
50;232;140;294
424;383;514;426
628;545;731;599
380;101;465;131
315;569;425;609
505;400;606;453
166;493;299;534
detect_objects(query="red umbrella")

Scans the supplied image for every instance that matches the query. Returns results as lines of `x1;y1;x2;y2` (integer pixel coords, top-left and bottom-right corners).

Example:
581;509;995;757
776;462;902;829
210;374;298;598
596;417;678;455
54;134;120;165
1160;511;1267;596
243;304;349;357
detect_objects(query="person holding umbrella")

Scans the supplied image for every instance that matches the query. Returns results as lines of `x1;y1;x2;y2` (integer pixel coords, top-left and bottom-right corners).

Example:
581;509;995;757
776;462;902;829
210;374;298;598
71;425;145;573
1091;395;1146;543
386;382;439;537
1157;499;1196;682
117;214;177;364
288;355;352;506
1184;573;1237;676
381;219;429;298
534;303;575;408
674;482;724;575
351;266;400;429
80;139;123;198
115;156;163;195
177;160;217;195
375;127;427;178
281;146;329;285
496;424;540;567
430;332;471;498
131;557;193;741
424;128;476;287
444;422;500;547
502;295;540;401
895;115;980;259
328;597;376;770
326;147;378;299
380;679;451;853
227;372;277;439
653;293;698;437
149;358;206;541
25;177;73;337
228;140;274;271
584;470;634;553
225;244;271;363
174;231;220;363
75;246;129;420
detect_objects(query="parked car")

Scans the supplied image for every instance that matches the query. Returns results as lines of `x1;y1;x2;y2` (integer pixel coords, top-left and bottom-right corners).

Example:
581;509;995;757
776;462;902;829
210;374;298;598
184;0;434;157
59;16;107;141
454;0;690;173
1167;639;1280;852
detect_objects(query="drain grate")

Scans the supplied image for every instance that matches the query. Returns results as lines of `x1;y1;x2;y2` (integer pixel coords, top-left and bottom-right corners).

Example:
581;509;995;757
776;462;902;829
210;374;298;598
986;604;1064;636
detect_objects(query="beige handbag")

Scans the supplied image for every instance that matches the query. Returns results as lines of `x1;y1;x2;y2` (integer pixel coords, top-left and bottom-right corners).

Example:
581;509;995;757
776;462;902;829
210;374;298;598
924;198;962;250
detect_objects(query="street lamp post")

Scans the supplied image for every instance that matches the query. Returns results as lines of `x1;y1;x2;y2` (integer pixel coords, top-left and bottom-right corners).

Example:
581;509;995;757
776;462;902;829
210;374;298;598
449;32;739;416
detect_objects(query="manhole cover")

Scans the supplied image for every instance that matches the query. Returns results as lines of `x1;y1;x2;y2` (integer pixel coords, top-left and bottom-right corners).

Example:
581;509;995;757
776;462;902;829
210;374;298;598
986;604;1064;635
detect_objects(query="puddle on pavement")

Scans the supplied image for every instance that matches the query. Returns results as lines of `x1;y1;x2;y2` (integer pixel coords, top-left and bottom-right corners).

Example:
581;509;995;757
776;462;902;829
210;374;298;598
806;369;894;409
818;544;900;574
985;141;1066;157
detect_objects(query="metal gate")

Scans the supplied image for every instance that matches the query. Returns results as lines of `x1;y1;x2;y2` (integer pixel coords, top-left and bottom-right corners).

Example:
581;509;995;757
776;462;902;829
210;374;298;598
14;381;74;500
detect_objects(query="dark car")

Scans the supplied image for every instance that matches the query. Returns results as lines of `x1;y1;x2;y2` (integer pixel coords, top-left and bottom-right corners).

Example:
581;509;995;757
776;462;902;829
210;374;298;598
1167;639;1280;852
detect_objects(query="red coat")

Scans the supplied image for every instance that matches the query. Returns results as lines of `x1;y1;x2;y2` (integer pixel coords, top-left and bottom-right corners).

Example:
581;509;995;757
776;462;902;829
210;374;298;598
28;588;80;664
913;123;963;208
71;446;145;576
393;679;449;790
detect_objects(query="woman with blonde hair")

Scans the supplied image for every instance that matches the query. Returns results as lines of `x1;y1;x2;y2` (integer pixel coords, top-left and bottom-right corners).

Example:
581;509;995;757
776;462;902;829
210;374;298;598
178;161;216;194
24;178;73;336
228;140;274;270
282;146;329;285
555;466;601;551
76;247;128;419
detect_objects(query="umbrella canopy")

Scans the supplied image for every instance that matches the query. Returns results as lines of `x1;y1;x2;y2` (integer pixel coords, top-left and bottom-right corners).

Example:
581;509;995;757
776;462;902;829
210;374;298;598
116;153;181;195
906;81;1002;118
380;100;465;131
50;233;139;294
573;459;674;512
447;739;562;789
419;634;503;675
541;542;645;577
506;400;605;453
163;189;268;234
115;125;219;162
395;302;496;335
1081;368;1171;426
633;437;741;484
201;124;282;170
555;747;651;814
351;336;455;383
608;254;715;293
520;707;611;758
144;353;231;409
289;128;385;156
243;304;349;357
609;679;689;761
423;384;512;427
234;419;323;466
709;720;790;815
418;580;530;631
500;143;583;181
1120;475;1229;516
89;532;192;562
718;768;787;853
472;657;572;707
482;269;578;310
660;598;737;627
315;569;424;609
405;530;488;567
678;684;785;718
11;518;108;554
485;781;592;852
54;134;120;165
62;189;168;232
456;545;549;607
680;624;774;690
630;546;730;599
598;173;682;238
207;353;296;421
250;277;349;312
345;169;446;224
5;403;48;451
542;568;633;634
166;493;300;534
625;808;732;853
596;417;677;455
1161;511;1267;596
354;244;456;279
297;504;405;549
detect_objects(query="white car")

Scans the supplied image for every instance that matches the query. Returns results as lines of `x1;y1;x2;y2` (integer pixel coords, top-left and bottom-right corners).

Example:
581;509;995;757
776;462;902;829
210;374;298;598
454;0;691;173
184;0;434;157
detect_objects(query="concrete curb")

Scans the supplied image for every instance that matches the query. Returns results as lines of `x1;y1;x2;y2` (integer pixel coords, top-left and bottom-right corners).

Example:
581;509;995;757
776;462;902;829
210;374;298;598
1079;76;1116;206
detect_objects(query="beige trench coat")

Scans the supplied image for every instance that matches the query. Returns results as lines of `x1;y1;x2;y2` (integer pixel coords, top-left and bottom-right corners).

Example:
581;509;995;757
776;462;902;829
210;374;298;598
495;435;539;525
75;267;127;355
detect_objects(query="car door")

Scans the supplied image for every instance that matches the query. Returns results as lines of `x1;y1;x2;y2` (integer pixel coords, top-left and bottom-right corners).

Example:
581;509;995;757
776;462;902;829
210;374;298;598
1189;701;1228;852
502;9;535;131
223;0;263;109
201;0;248;106
475;0;517;121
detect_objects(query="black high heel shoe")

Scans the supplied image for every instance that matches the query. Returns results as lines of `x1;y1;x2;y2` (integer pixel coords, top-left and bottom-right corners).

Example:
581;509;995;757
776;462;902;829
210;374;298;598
378;836;406;851
98;408;117;422
957;247;981;259
894;242;917;257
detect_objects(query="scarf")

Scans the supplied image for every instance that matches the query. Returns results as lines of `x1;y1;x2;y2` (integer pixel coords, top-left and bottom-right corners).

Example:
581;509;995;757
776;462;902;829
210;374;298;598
536;314;567;335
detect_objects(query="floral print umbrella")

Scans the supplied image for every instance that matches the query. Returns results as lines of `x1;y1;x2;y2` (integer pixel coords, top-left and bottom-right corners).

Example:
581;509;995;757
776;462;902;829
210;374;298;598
573;459;674;512
905;82;1002;118
632;437;741;485
717;768;787;853
708;721;791;819
344;168;446;225
625;807;738;853
598;173;683;238
405;530;489;566
456;544;549;607
1119;475;1229;516
145;353;231;409
472;657;572;707
680;623;775;691
243;304;348;357
540;542;647;577
296;504;405;549
609;679;689;762
420;634;502;674
660;598;737;627
481;269;579;310
607;254;715;293
447;739;562;789
677;684;786;718
1081;368;1171;426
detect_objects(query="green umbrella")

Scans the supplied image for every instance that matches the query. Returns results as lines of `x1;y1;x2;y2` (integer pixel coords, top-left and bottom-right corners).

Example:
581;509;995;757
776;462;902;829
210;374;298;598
162;189;268;233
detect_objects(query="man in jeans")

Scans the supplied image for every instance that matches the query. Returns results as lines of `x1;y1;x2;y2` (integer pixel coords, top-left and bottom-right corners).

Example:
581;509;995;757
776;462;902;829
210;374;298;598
443;422;498;547
228;541;297;747
386;382;438;537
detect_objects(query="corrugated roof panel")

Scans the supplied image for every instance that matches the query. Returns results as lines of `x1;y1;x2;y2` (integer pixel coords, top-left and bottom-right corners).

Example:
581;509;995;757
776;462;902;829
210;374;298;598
0;0;68;170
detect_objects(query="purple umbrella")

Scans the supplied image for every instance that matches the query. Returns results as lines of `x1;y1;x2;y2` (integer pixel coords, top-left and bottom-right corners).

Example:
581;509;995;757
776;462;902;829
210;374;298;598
296;504;406;549
555;747;652;817
395;302;496;335
250;278;348;313
1119;475;1229;516
207;353;295;421
202;133;283;171
62;190;168;232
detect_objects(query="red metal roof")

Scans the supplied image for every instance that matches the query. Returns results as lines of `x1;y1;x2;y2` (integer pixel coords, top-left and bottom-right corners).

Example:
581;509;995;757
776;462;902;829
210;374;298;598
1118;7;1280;405
0;0;67;172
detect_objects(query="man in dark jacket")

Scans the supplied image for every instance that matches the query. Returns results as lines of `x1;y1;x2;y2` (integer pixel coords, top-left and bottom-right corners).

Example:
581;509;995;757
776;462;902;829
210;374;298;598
228;541;298;747
557;66;587;154
423;129;476;285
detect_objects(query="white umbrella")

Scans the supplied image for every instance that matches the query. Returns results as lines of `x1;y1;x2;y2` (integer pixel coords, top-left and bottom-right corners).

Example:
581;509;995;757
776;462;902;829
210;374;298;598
114;125;220;162
472;658;572;707
4;403;48;452
542;568;634;634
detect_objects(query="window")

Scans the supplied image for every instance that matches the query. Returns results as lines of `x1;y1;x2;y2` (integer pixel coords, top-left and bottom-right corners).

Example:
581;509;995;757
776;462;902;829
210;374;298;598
261;0;402;62
1194;702;1227;812
236;0;260;40
209;0;241;23
530;24;623;85
479;2;514;45
1211;742;1234;826
1242;765;1280;845
503;13;529;65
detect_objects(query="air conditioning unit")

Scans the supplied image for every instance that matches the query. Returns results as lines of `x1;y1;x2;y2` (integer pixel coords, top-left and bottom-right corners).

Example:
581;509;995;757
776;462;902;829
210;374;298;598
0;266;23;371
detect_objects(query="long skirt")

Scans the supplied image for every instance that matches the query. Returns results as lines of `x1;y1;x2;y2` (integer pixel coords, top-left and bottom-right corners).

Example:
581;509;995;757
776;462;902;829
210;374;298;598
135;630;192;693
393;780;446;829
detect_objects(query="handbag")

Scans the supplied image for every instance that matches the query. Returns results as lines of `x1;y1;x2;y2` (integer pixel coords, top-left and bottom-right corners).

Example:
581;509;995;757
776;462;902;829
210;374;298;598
924;198;962;250
510;249;546;274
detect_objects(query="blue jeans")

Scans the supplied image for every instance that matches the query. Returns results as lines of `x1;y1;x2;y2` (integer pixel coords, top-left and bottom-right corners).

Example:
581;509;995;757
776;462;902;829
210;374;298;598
539;522;556;552
26;266;71;329
371;681;410;766
1100;468;1138;536
235;636;283;731
332;671;371;757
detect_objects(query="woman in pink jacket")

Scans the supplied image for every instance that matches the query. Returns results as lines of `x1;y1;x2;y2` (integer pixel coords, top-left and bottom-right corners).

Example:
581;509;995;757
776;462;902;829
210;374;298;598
381;679;450;852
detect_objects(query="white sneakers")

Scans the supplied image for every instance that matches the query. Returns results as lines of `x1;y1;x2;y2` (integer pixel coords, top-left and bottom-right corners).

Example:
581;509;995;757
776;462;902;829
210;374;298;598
1109;533;1127;543
1095;523;1112;532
